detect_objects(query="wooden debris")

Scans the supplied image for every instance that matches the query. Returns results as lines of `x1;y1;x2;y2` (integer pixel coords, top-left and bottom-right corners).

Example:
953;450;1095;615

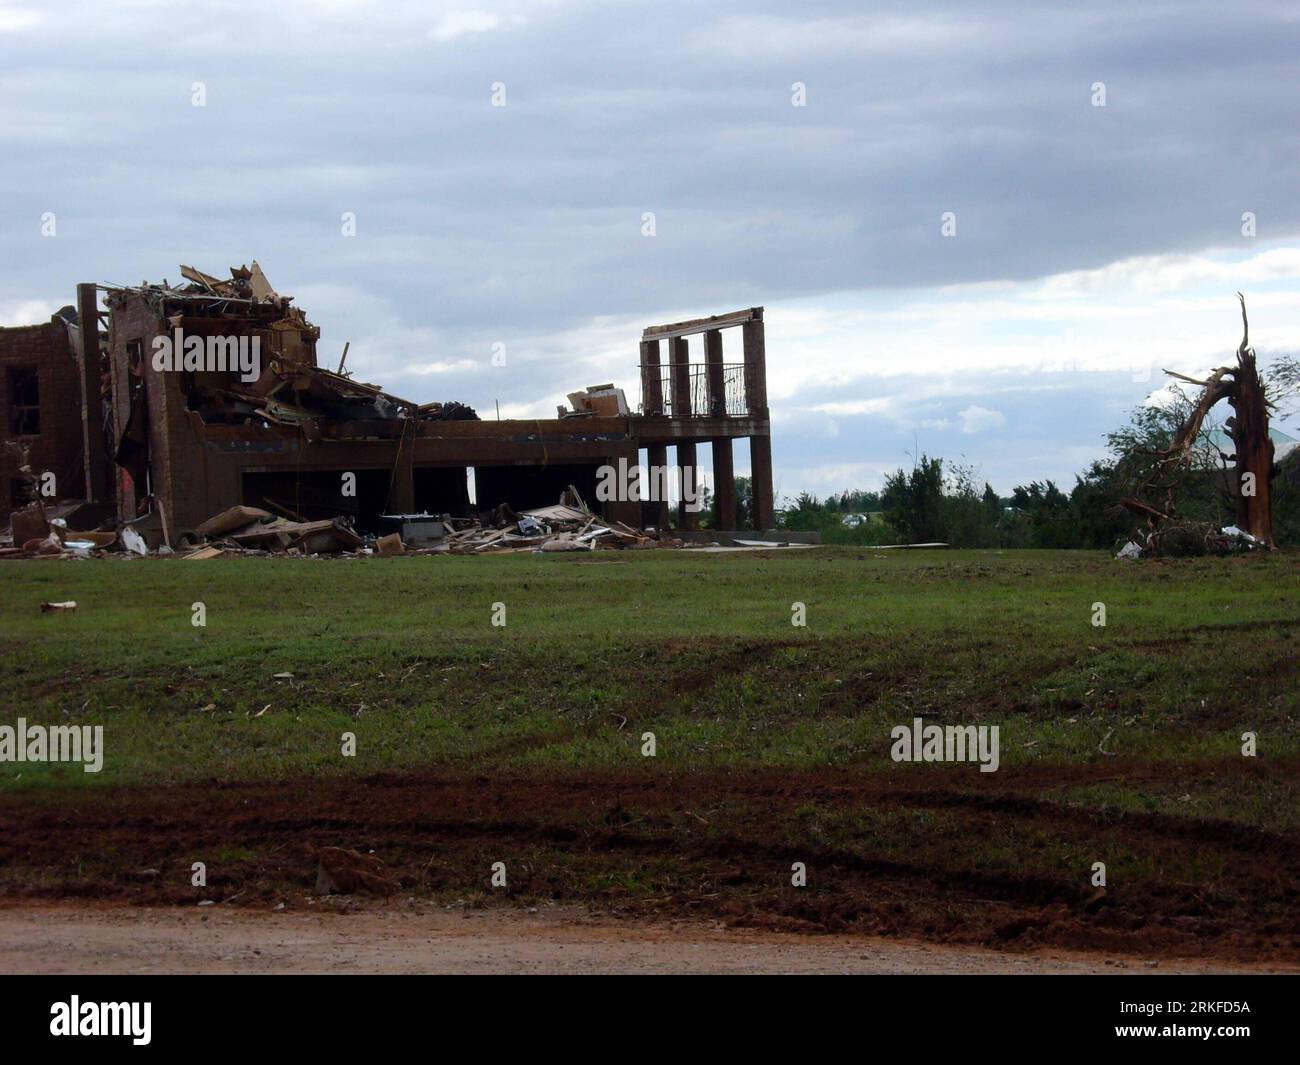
196;505;272;539
376;533;405;556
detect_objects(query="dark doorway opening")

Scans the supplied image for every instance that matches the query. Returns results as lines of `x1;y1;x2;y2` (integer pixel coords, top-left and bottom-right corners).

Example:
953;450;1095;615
413;466;471;516
241;469;389;532
473;463;601;513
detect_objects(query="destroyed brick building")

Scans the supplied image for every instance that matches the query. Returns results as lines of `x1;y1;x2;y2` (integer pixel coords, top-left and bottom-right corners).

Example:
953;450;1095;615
0;263;777;551
1;314;85;513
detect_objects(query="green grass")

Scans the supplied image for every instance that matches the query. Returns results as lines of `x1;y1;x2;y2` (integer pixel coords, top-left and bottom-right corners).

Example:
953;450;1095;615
1;548;1297;790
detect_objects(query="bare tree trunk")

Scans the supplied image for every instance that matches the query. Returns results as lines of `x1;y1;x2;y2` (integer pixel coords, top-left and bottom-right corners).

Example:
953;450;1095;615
1226;343;1275;545
1127;295;1277;549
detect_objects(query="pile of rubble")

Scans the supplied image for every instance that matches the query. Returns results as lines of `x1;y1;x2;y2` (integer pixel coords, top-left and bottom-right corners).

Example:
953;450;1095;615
0;502;119;560
445;490;669;554
177;485;672;557
1;488;677;560
110;262;478;435
1116;521;1268;559
187;505;365;558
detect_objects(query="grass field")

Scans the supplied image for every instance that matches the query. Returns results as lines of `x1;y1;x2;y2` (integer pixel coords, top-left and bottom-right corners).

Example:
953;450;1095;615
1;548;1298;958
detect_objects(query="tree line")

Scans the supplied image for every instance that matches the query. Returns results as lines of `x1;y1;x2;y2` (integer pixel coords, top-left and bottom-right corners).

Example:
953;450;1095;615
776;375;1300;549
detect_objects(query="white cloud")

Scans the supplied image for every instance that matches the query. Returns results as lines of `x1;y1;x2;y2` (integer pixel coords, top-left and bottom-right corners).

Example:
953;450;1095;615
0;5;41;33
751;242;1300;414
1038;247;1300;297
407;358;480;375
0;299;56;326
782;462;895;492
959;405;1006;434
807;398;892;417
428;10;524;42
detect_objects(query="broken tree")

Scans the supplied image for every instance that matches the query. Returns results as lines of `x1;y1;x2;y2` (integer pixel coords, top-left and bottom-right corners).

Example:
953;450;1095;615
1122;295;1279;548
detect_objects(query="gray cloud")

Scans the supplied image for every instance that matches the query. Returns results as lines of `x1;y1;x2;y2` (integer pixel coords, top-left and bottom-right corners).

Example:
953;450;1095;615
3;0;1297;496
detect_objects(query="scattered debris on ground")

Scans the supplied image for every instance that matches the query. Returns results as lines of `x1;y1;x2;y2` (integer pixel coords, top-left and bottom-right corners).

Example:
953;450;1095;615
1;486;688;559
1115;522;1267;559
4;482;815;561
444;489;669;554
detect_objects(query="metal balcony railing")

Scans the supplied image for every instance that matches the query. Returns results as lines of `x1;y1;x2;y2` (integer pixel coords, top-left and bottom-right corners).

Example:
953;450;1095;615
639;363;748;417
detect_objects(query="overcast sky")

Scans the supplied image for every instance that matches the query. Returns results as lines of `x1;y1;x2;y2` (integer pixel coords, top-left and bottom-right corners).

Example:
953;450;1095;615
4;0;1299;500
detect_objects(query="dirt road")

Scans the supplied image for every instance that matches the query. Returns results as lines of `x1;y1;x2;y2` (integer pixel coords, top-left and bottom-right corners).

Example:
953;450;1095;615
0;904;1289;975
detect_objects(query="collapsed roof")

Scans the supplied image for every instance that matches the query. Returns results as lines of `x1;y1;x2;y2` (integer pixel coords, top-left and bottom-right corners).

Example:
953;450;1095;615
104;262;478;428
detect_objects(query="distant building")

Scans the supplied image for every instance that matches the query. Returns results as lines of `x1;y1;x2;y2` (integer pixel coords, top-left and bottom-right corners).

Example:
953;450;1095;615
2;265;777;540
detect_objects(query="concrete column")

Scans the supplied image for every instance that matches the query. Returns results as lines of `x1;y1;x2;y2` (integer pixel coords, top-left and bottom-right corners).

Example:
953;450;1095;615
669;336;690;417
677;441;699;530
704;328;725;417
388;424;416;513
742;313;768;417
712;437;735;531
648;443;670;530
750;434;775;529
76;283;109;503
639;339;663;416
108;325;136;523
604;444;641;527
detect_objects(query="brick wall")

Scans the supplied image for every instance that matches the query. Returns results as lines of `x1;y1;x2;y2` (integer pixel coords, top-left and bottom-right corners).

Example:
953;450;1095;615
0;319;84;520
107;293;229;536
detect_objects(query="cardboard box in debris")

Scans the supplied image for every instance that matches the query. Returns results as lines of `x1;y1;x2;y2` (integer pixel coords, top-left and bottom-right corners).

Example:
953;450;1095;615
0;486;678;560
559;384;630;419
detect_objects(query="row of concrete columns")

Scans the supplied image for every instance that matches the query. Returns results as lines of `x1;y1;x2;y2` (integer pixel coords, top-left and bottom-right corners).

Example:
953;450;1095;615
644;436;773;532
638;312;773;532
639;334;721;417
640;321;769;419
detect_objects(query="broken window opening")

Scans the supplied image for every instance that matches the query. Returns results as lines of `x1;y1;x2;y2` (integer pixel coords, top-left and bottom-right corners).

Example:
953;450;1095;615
7;366;40;436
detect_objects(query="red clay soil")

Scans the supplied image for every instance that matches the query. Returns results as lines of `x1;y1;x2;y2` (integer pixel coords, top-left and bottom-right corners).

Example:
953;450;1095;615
1;760;1297;964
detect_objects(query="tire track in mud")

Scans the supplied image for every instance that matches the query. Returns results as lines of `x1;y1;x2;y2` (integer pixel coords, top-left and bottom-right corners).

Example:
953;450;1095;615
7;759;1296;861
2;762;1298;960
